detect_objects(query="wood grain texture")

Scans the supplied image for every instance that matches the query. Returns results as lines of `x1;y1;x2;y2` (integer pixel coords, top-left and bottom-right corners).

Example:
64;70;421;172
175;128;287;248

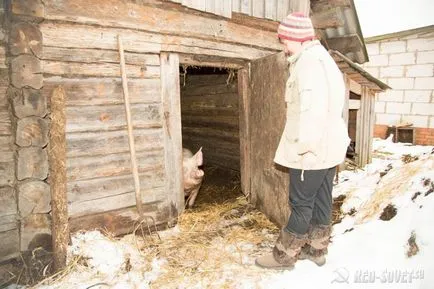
16;116;49;147
9;22;43;57
11;55;43;89
17;147;48;180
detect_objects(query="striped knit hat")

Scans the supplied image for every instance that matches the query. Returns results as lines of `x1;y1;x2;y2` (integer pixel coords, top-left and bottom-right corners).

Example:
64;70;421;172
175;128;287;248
277;12;315;42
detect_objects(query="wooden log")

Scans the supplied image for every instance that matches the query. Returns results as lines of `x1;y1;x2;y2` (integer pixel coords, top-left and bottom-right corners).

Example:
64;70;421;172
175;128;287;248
42;60;160;79
67;149;165;181
16;116;49;147
42;46;160;66
178;53;246;69
68;201;170;236
17;147;48;180
40;22;272;61
0;136;12;152
20;213;51;252
11;54;43;89
182;126;239;143
49;85;69;271
18;180;51;218
181;92;239;108
11;87;48;118
9;22;43;57
42;0;282;51
161;53;183;217
181;115;239;130
11;0;44;18
67;169;165;204
0;161;15;186
0;215;18;232
43;78;161;106
69;186;165;218
0;229;19;262
181;83;237;96
0;111;12;135
0;187;17;218
65;103;163;133
66;128;164;158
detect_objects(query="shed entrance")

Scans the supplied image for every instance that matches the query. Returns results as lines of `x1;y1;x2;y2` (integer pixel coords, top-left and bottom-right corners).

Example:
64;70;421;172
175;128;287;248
179;66;242;206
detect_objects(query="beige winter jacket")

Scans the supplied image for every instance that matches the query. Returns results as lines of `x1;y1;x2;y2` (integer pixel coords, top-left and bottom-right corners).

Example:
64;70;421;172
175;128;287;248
274;40;350;171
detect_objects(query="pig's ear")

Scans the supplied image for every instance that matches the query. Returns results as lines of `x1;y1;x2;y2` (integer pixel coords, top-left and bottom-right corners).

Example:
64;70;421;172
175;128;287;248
194;147;203;166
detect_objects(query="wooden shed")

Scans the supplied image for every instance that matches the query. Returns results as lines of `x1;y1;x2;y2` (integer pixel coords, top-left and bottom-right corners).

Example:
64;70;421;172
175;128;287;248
0;0;388;262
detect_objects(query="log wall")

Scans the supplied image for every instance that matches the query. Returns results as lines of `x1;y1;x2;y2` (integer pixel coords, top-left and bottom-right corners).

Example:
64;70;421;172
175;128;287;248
181;74;240;171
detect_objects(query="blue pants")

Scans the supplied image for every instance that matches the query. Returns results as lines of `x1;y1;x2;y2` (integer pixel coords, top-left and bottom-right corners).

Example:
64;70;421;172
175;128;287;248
285;167;336;235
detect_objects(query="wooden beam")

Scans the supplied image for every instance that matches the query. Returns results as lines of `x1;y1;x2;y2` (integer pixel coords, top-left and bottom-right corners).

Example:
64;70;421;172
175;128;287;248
349;99;361;110
326;34;363;55
238;67;251;197
178;53;247;69
311;7;344;29
311;0;351;12
160;53;183;219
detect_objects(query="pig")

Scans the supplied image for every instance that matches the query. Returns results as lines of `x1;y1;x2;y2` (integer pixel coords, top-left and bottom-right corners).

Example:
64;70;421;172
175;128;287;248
182;147;204;208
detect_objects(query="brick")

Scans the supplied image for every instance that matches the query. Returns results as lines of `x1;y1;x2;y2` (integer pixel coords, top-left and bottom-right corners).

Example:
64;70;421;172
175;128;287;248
414;77;434;89
417;51;434;64
406;64;433;77
388;78;414;90
401;115;429;127
412;103;434;115
376;113;401;125
380;66;404;77
386;102;411;114
375;101;386;113
407;38;434;52
366;54;388;67
364;67;379;78
404;90;431;103
389;53;416;65
378;90;404;102
366;43;379;55
380;41;406;54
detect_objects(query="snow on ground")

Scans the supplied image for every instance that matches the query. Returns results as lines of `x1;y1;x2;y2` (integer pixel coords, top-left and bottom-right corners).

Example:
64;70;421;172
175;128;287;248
17;138;434;289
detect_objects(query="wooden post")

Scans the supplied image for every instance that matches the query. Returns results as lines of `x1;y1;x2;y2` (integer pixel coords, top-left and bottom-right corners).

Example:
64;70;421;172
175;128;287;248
238;66;251;198
50;86;69;272
117;35;143;217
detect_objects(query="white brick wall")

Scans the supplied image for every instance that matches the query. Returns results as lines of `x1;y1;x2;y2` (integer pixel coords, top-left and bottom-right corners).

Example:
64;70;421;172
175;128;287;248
368;31;434;128
404;90;431;102
380;66;404;77
386;102;411;114
389;52;416;65
407;38;434;51
415;77;434;90
412;103;434;115
406;64;433;77
402;115;429;127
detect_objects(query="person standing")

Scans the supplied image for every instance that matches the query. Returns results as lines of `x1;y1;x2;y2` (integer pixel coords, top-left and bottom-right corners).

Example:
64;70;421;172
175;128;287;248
255;12;350;270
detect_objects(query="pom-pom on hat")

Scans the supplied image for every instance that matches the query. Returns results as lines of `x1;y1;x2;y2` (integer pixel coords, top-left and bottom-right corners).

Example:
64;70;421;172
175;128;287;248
277;12;315;42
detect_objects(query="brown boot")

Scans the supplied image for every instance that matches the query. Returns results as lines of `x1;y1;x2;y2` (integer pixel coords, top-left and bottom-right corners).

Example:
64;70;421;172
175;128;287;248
298;224;332;266
255;229;307;270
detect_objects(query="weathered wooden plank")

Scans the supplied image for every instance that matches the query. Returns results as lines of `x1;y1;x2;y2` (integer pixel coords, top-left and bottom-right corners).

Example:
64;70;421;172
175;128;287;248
11;0;44;18
0;215;17;232
181;107;239;117
69;186;165;218
183;135;239;156
311;7;345;29
0;187;17;218
18;181;51;218
66;103;163;133
288;0;310;15
240;0;252;15
67;128;164;157
183;74;232;86
181;83;237;96
68;169;165;203
238;67;250;196
161;53;183;217
0;46;6;69
42;0;281;50
42;60;160;79
203;151;240;170
182;127;239;143
44;78;161;106
327;34;363;54
182;115;239;130
40;22;272;61
277;0;290;21
67;149;165;181
265;0;277;20
0;151;13;163
43;46;160;65
252;0;264;18
0;229;19;262
68;201;170;236
178;53;246;69
182;92;239;107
